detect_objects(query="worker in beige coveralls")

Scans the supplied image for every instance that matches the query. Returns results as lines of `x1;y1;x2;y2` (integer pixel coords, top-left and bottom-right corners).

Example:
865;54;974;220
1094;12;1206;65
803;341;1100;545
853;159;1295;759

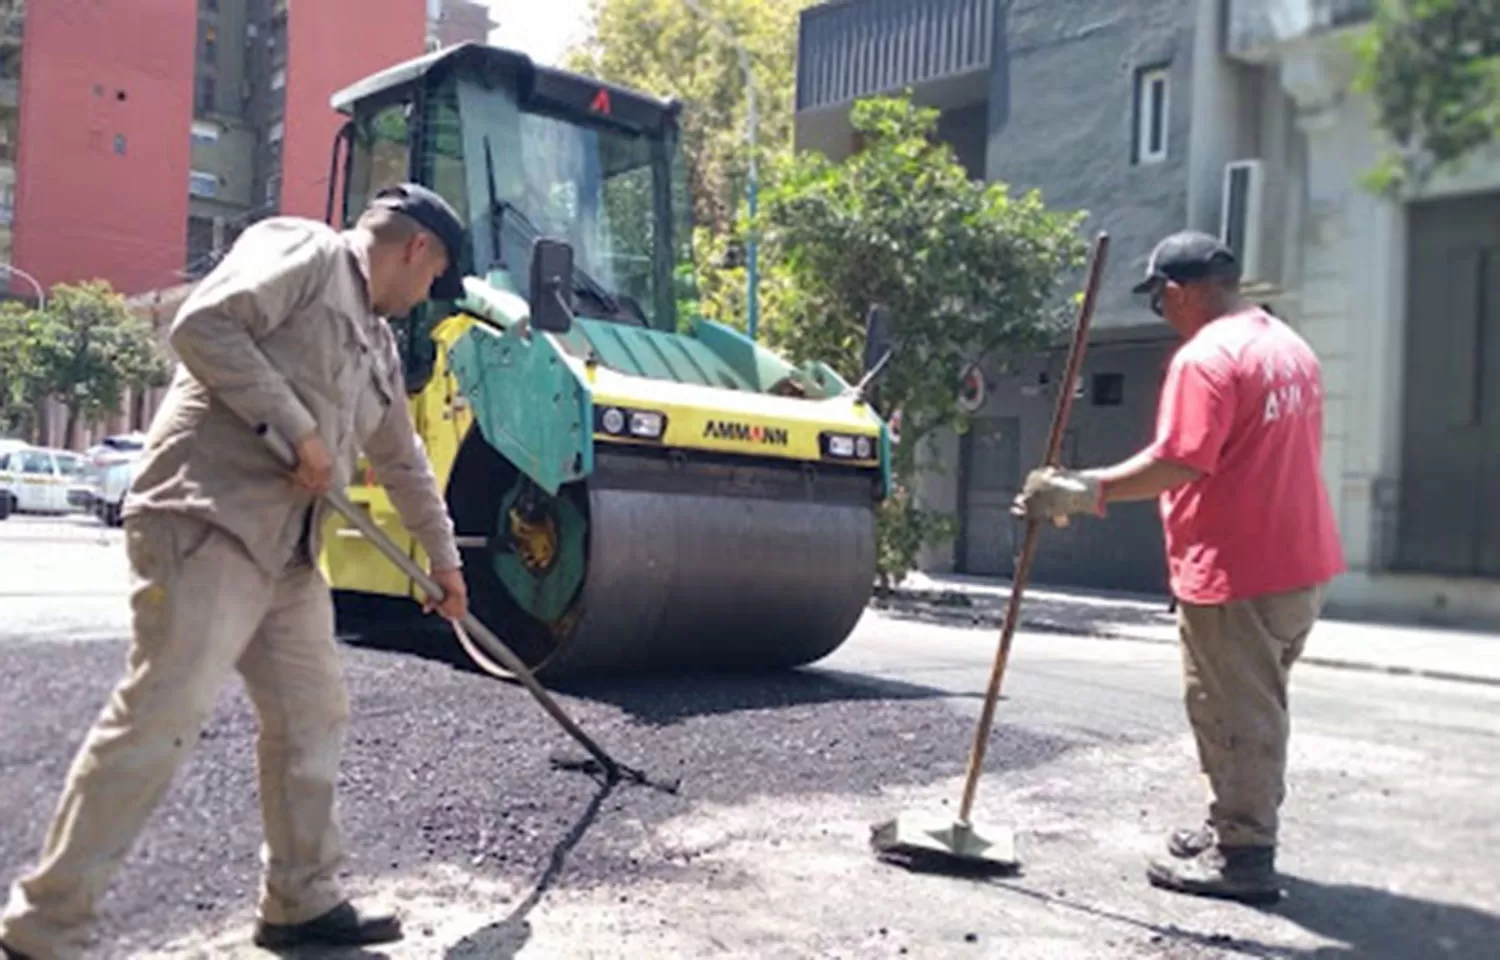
0;183;471;959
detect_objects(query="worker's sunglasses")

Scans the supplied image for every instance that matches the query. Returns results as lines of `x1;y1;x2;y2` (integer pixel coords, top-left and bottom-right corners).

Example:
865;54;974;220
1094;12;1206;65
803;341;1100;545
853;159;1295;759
1140;277;1168;317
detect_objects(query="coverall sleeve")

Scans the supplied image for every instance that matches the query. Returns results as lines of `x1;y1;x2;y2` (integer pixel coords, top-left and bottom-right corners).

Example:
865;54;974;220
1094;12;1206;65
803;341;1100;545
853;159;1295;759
167;220;327;447
361;341;462;572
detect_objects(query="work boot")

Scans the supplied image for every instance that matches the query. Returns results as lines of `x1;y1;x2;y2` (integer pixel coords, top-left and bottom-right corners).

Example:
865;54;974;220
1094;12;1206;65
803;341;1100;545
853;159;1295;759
251;900;403;949
0;941;32;960
1146;844;1280;905
1166;821;1216;859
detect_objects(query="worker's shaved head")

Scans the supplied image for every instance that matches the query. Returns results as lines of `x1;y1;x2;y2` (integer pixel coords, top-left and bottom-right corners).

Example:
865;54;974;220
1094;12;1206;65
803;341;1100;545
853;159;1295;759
356;205;432;248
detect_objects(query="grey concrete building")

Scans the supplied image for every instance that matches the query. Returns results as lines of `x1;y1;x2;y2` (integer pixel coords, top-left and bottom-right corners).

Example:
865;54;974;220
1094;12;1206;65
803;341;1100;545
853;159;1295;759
795;0;1500;625
797;0;1198;595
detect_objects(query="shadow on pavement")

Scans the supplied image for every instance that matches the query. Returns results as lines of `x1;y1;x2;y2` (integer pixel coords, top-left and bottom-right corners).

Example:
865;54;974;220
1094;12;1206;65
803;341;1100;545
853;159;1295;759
872;586;1177;639
1262;874;1500;958
554;667;968;727
445;779;616;960
333;595;973;727
981;872;1500;959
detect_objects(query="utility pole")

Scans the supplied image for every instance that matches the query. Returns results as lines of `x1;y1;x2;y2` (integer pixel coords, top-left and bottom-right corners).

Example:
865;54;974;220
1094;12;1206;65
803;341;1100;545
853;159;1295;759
681;0;759;340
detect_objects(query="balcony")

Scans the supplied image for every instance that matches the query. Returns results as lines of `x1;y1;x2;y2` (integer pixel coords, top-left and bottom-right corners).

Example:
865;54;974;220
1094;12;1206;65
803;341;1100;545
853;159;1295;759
796;0;997;113
1224;0;1372;61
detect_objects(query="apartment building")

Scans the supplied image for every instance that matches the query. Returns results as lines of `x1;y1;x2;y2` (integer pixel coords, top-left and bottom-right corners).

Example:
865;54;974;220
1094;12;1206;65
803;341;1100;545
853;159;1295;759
187;0;429;276
795;0;1500;625
427;0;497;51
6;0;430;447
0;0;21;271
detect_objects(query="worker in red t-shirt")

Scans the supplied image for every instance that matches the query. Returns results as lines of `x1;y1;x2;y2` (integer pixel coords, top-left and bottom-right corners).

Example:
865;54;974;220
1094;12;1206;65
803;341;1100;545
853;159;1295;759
1013;230;1346;904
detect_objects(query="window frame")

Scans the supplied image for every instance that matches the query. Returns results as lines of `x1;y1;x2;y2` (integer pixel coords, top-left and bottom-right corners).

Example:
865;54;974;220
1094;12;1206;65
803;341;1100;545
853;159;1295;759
1134;65;1171;166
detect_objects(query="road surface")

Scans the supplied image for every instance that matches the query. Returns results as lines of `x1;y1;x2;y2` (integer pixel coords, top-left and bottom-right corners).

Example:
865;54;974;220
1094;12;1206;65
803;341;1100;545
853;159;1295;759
1;514;1496;958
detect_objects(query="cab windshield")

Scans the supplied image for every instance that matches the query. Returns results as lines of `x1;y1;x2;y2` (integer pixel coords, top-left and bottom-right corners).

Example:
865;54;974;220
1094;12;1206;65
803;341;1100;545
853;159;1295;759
345;72;694;333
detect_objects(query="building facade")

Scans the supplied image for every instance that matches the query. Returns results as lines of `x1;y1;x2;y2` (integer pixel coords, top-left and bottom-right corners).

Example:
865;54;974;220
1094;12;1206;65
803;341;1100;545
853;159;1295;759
4;0;430;448
426;0;497;51
795;0;1500;625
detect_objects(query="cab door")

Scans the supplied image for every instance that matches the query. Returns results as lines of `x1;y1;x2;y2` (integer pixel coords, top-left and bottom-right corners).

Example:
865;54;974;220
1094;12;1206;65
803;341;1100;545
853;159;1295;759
14;449;58;512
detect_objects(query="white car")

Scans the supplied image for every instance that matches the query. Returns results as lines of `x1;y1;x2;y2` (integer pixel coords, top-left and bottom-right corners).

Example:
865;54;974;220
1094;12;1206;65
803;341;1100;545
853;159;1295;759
85;433;147;527
0;445;87;519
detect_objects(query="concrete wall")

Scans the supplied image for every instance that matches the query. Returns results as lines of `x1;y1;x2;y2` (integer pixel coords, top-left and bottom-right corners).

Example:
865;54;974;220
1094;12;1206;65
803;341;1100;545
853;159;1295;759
13;0;196;295
988;0;1198;330
280;0;426;221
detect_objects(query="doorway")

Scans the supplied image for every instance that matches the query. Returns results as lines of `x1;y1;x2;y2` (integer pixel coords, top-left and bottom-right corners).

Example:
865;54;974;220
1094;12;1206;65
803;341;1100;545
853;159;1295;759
957;416;1021;576
1397;193;1500;577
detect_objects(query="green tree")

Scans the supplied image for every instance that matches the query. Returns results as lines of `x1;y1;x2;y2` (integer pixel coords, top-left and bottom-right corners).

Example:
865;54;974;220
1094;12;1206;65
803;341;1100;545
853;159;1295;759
0;300;45;439
754;95;1089;585
32;281;171;447
1354;0;1500;195
565;0;816;238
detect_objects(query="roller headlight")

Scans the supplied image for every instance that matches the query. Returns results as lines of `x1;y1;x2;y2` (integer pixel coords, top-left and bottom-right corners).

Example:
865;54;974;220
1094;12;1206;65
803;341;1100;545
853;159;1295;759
601;407;626;435
629;410;665;439
595;405;668;443
821;432;877;461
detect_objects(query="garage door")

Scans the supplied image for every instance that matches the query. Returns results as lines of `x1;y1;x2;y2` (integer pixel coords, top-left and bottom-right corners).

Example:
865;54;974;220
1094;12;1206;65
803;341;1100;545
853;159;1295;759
1398;194;1500;576
958;416;1021;576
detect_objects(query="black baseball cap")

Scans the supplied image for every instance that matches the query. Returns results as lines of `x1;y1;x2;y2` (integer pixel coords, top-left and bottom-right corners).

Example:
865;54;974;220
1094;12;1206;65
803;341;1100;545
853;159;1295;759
369;183;467;300
1132;230;1241;294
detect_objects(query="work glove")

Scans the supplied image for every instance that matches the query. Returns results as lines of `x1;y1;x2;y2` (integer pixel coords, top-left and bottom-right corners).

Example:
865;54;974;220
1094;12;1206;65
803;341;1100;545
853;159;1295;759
1011;467;1104;523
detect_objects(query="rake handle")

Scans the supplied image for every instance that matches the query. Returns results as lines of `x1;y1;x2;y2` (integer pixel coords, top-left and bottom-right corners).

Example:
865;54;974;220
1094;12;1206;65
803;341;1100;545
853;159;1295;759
956;231;1110;824
255;425;623;781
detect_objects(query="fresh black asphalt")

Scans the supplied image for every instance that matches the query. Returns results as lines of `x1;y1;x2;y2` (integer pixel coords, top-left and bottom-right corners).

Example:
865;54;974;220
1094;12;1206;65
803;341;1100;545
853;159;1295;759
0;619;1077;959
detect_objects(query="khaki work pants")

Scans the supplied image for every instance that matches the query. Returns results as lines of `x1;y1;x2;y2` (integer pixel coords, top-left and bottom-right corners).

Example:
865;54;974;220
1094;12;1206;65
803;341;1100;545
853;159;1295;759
1177;583;1327;849
0;512;350;960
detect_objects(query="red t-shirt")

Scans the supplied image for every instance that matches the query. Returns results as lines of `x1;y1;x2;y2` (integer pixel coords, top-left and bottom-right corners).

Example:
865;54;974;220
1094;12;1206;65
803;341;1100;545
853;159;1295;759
1148;308;1346;605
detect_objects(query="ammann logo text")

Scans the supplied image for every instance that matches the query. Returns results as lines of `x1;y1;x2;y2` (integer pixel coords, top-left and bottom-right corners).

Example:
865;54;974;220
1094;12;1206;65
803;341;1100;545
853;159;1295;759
703;420;789;447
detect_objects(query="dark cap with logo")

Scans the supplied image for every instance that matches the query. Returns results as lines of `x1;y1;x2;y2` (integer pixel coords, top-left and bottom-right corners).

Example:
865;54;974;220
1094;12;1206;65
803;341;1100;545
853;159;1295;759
1132;230;1240;294
369;183;467;300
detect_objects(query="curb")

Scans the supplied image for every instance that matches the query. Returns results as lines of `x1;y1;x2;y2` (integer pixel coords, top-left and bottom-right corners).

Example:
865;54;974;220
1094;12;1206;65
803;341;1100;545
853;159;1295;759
873;595;1500;690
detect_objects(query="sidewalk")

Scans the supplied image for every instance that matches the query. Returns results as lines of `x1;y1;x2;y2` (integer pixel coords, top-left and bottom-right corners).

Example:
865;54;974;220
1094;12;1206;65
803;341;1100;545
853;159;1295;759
881;572;1500;687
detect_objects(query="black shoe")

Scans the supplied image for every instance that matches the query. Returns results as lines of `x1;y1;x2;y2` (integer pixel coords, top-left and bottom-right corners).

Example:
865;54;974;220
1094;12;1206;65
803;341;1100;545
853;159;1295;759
252;900;403;949
0;941;33;960
1167;822;1216;859
1146;845;1281;905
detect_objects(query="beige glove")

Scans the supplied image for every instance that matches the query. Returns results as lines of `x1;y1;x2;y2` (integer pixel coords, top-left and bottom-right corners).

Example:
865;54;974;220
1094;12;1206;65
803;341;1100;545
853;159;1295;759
1011;467;1104;523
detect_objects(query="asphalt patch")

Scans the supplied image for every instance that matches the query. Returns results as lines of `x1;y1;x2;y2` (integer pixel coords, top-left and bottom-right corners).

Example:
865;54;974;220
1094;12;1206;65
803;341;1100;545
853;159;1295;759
0;636;1075;958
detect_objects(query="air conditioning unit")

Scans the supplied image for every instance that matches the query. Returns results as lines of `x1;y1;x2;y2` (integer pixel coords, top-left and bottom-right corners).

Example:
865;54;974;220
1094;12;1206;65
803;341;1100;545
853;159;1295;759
1219;158;1278;289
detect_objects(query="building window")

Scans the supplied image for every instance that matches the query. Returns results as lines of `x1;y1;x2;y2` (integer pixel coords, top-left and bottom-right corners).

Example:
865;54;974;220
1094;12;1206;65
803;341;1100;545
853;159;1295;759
1091;373;1124;406
189;170;220;198
268;120;284;143
203;25;218;63
1134;66;1170;165
191;120;220;145
113;134;126;155
266;174;280;205
270;67;285;91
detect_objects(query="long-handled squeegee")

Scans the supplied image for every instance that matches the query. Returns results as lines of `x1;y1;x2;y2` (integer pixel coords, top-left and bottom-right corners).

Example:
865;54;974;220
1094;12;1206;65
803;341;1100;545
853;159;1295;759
868;231;1110;873
257;425;680;795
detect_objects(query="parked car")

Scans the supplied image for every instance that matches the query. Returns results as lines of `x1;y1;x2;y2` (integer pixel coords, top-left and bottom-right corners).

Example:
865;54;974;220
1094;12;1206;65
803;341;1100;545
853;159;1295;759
0;445;85;519
86;432;147;527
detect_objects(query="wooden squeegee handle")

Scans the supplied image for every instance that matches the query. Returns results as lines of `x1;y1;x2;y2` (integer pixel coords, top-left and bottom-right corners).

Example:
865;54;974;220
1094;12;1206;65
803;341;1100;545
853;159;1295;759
254;425;623;780
956;232;1110;825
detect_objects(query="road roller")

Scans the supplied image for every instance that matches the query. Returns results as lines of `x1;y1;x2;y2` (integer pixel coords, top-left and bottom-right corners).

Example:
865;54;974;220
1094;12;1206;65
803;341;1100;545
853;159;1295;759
317;42;892;679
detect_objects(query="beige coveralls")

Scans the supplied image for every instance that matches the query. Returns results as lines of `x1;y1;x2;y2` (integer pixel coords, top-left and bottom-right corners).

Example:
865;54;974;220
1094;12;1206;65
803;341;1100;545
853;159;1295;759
0;217;461;960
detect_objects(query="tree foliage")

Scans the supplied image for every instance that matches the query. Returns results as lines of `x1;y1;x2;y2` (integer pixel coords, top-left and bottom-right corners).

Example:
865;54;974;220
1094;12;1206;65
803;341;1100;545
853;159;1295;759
28;281;171;446
1355;0;1500;195
0;300;44;438
565;0;816;237
755;96;1089;583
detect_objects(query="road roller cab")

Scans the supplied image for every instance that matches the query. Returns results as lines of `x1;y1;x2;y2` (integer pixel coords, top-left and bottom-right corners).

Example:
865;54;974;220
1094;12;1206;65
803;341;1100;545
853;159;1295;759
320;42;893;679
